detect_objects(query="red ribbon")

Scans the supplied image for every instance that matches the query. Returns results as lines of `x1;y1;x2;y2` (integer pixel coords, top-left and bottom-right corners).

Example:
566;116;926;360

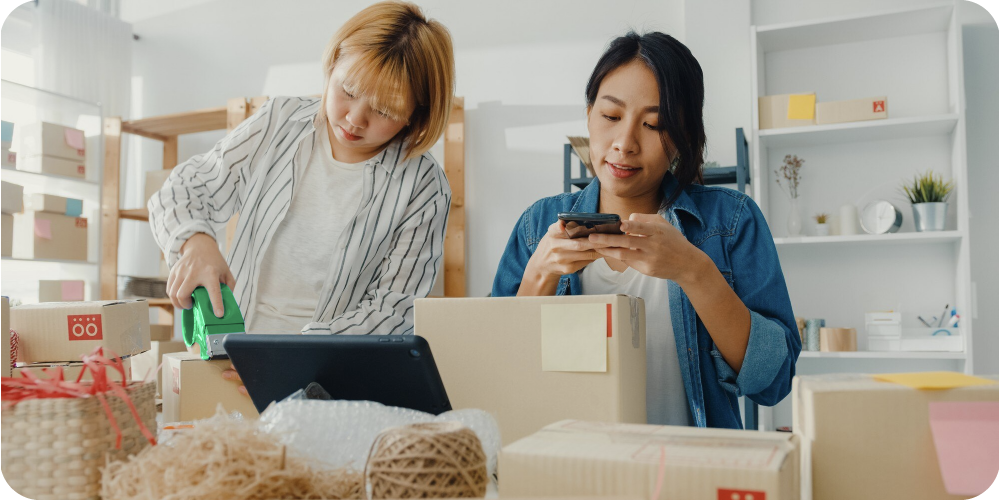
1;346;157;448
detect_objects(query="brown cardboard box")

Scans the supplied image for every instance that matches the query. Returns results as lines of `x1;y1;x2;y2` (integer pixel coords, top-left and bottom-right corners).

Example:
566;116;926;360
130;340;187;397
758;94;817;129
2;297;10;377
24;193;83;216
1;181;23;214
500;420;800;500
144;168;174;206
162;351;259;422
12;211;88;261
13;122;87;161
10;300;150;363
415;295;646;446
1;214;11;257
38;280;86;302
12;358;131;383
1;141;14;168
793;374;999;500
815;96;887;125
149;323;173;341
16;155;87;179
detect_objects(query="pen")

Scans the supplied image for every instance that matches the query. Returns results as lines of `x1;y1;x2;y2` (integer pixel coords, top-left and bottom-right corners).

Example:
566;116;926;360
918;316;933;327
936;304;950;327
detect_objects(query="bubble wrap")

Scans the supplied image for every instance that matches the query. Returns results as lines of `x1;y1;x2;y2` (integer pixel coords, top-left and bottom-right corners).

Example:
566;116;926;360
258;400;501;475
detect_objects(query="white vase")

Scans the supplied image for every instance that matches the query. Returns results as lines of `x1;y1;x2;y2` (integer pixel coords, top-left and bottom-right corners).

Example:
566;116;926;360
815;223;829;236
787;198;802;236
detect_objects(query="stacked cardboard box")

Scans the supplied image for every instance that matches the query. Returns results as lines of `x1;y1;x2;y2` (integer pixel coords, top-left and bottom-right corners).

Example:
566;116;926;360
415;295;647;446
24;193;83;217
162;351;259;422
38;280;86;302
11;210;88;261
13;122;87;179
10;300;150;364
130;340;187;397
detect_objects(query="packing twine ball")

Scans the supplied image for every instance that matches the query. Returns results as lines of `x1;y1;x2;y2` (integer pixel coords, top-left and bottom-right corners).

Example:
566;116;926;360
365;421;488;498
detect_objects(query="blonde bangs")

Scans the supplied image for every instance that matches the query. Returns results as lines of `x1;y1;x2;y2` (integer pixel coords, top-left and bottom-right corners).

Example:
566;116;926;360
337;51;416;123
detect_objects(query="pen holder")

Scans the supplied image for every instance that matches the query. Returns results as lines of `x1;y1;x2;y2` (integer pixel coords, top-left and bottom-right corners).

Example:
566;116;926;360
804;319;823;351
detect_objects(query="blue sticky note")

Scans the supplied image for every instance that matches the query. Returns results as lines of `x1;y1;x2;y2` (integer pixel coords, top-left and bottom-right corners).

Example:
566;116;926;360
64;198;83;217
1;121;13;143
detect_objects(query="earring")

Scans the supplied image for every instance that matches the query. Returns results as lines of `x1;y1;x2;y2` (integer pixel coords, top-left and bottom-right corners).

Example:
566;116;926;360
670;156;680;170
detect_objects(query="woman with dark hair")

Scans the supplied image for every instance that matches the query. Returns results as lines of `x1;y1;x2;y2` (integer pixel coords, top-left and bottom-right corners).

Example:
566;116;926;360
491;32;799;429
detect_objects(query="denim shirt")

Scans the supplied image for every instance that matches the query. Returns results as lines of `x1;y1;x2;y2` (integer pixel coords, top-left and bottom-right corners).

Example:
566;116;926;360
491;173;800;429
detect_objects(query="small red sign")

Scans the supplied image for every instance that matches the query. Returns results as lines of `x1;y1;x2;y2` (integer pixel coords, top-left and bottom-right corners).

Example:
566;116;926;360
77;165;85;175
76;148;85;157
172;367;180;394
75;218;87;228
67;314;102;341
718;489;766;500
873;100;886;113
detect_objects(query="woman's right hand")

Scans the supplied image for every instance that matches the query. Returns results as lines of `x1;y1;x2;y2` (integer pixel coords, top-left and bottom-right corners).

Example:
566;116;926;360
518;221;601;296
167;233;236;317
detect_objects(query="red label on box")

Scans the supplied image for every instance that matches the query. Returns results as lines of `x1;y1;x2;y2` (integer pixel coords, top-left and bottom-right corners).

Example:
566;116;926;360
67;314;103;341
77;165;85;174
873;100;885;113
172;367;180;394
6;152;14;163
76;149;85;157
718;489;765;500
75;218;87;228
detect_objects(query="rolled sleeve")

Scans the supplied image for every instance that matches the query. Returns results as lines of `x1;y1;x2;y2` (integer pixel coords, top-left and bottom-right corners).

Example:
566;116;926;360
713;309;791;398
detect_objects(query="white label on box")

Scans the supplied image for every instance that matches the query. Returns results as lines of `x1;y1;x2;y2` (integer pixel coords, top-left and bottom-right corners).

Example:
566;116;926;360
540;303;608;372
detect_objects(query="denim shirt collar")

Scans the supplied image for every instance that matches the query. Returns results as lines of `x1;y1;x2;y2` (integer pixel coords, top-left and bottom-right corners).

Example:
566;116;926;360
570;172;706;230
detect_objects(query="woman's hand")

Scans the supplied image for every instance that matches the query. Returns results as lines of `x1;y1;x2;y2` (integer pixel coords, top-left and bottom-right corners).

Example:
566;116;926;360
222;363;248;397
167;232;236;317
519;221;601;296
588;213;710;285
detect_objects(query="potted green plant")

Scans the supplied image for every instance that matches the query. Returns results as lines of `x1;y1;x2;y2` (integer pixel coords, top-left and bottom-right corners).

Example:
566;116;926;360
901;171;953;232
814;213;830;236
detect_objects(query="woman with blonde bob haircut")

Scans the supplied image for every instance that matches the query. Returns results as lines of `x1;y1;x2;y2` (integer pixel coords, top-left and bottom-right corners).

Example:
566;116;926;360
150;1;456;382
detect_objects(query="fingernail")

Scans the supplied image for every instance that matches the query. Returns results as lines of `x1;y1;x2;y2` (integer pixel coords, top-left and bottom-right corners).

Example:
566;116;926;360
222;372;231;380
239;387;248;395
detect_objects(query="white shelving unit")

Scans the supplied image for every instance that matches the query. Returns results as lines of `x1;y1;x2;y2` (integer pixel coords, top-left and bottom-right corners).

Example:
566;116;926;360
0;80;103;304
748;2;972;430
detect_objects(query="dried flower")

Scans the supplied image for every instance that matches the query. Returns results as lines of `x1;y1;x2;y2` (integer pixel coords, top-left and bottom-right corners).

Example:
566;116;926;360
775;155;804;199
814;213;829;224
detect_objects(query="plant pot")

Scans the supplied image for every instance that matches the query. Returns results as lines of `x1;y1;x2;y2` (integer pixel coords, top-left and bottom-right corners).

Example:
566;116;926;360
912;202;947;232
815;223;829;236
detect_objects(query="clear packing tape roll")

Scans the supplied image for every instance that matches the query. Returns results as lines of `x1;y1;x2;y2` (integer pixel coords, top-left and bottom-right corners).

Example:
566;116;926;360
258;399;501;478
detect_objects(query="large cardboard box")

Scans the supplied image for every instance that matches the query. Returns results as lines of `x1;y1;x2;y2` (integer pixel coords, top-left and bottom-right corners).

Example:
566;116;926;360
24;193;83;217
500;420;800;500
793;374;999;500
130;340;187;397
1;214;11;257
38;280;86;302
162;351;259;422
144;168;174;206
16;154;87;179
758;93;817;129
13;122;87;162
10;300;150;363
1;181;23;214
415;295;646;446
149;323;174;341
2;297;10;377
11;211;88;261
815;96;887;125
12;358;131;383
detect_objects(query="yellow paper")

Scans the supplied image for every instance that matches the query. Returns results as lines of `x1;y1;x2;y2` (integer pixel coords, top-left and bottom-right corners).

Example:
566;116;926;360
787;94;816;120
540;303;607;372
873;371;998;390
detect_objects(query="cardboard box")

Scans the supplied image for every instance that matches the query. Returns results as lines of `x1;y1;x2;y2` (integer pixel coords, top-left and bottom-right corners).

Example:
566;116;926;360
12;358;131;383
793;374;999;500
38;280;86;302
815;96;887;125
149;323;174;341
162;351;259;422
1;214;10;257
500;420;800;500
12;211;88;261
1;141;15;168
10;300;150;363
414;295;647;446
1;181;23;214
130;340;187;397
13;122;87;162
758;94;817;129
24;193;83;217
2;297;10;377
145;168;174;206
16;154;87;179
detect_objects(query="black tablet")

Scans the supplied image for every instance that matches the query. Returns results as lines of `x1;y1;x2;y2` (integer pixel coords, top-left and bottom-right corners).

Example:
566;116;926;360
223;334;452;415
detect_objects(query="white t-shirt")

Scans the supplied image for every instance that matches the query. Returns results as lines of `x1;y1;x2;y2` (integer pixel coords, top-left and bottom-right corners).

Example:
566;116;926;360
580;258;693;426
248;126;366;334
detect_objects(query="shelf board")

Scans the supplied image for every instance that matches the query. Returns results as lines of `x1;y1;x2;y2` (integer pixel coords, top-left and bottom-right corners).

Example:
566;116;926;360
1;257;97;266
122;106;228;138
755;4;953;52
119;208;149;221
799;351;965;360
143;298;173;308
757;114;959;148
774;230;961;247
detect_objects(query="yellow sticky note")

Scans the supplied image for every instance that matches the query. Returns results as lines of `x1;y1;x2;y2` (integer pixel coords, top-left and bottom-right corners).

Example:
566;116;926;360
787;94;816;120
540;303;608;372
873;372;998;390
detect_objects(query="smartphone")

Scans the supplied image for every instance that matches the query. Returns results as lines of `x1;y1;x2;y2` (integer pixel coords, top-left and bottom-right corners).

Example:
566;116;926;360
557;212;623;238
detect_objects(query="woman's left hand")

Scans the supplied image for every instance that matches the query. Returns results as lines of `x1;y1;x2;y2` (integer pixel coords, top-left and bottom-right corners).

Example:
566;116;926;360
588;213;707;284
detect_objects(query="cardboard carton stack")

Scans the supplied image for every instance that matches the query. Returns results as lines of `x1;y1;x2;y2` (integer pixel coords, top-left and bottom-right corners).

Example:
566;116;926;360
162;351;259;422
758;93;887;129
38;280;86;302
415;295;647;446
130;340;187;398
1;181;22;257
13;122;87;179
12;208;88;261
24;193;83;217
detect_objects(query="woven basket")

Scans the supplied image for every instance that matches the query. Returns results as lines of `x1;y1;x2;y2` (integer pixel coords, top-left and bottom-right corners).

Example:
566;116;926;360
1;381;156;500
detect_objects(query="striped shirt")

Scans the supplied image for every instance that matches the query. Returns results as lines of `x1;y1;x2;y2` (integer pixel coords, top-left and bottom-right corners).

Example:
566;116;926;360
148;96;451;335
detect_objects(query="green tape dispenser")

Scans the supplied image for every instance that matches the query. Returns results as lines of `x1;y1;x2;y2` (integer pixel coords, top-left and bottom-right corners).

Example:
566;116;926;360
182;284;245;360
